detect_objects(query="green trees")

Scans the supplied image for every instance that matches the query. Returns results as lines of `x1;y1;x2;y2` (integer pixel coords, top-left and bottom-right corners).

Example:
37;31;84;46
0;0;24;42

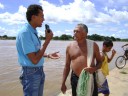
0;35;16;40
59;34;73;40
0;34;127;41
88;34;104;41
87;34;122;41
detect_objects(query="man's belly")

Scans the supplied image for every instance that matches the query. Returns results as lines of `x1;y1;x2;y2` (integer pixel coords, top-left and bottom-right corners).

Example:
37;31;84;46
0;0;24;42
71;62;87;77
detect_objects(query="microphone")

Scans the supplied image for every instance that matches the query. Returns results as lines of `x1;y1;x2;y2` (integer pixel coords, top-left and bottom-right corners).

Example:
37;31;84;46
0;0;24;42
45;24;51;33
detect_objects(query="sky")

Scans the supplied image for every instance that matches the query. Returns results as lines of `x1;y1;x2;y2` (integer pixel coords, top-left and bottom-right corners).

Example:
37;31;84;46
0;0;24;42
0;0;128;39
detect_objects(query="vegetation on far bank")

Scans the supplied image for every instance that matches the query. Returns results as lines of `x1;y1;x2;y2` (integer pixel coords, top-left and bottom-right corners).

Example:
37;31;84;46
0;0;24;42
0;34;128;41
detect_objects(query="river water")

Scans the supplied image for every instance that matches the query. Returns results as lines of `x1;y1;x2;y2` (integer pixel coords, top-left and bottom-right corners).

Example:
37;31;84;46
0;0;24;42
0;40;126;96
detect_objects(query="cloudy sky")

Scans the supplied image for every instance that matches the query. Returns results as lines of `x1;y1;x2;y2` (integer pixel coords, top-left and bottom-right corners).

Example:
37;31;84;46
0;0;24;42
0;0;128;38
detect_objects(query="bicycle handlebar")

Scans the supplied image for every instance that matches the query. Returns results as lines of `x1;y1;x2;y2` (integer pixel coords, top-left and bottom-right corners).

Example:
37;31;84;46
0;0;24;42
122;46;128;51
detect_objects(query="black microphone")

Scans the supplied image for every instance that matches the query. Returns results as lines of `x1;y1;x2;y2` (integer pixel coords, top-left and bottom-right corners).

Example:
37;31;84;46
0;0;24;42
45;24;50;33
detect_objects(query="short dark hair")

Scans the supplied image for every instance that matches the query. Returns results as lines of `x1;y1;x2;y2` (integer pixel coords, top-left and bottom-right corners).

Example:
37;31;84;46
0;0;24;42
103;39;113;47
26;4;43;22
77;23;88;33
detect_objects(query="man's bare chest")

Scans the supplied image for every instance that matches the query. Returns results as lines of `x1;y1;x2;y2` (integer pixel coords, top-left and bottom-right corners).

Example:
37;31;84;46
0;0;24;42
69;46;87;60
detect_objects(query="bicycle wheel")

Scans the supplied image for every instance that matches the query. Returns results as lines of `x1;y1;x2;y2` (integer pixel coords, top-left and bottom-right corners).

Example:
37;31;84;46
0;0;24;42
115;56;126;69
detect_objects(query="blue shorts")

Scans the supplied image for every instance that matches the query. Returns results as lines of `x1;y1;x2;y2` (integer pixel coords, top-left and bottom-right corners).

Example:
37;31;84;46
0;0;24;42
19;66;45;96
98;79;110;94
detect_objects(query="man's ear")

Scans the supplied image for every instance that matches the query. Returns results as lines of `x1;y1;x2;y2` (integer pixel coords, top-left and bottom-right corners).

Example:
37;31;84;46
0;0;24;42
31;15;37;20
31;15;36;20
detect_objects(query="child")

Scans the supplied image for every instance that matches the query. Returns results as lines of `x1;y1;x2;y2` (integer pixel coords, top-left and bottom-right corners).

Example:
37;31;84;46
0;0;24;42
98;39;116;96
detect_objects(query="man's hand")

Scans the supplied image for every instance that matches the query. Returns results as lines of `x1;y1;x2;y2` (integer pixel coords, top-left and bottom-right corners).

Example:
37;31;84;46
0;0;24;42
84;67;97;74
48;51;60;59
61;84;67;94
45;29;53;42
112;49;116;56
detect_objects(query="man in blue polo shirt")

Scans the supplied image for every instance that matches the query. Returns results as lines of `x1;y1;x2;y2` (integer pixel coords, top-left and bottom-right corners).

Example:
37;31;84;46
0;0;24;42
16;4;60;96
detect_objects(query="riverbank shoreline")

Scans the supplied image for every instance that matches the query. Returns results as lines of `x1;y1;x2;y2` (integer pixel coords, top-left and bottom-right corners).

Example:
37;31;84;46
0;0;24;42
58;64;128;96
106;64;128;96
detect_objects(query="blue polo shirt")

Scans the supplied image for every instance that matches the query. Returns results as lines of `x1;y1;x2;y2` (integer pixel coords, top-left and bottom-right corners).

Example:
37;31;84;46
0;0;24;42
16;23;44;67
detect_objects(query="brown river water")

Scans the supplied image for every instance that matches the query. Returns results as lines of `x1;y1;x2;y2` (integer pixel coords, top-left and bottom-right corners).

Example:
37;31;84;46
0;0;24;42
0;40;126;96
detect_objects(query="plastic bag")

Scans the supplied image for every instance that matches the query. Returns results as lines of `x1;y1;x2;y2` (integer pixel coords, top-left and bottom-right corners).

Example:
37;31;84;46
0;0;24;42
96;69;106;87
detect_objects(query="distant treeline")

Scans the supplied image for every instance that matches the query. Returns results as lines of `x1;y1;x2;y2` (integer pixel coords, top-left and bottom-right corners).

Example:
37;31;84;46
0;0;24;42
0;34;128;41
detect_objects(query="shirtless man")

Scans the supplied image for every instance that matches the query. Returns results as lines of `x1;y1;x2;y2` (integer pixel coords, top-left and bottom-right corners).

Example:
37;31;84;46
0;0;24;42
61;23;102;96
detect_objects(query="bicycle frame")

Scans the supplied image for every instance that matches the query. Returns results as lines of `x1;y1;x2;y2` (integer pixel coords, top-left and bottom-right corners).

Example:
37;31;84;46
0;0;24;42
115;47;127;69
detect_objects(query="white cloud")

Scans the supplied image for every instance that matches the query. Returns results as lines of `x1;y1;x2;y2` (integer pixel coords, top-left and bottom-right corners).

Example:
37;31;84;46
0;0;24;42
87;23;128;38
0;26;18;36
0;26;6;35
39;0;97;23
104;7;109;12
116;29;128;38
111;34;116;37
55;30;63;36
95;12;114;23
108;9;128;21
0;3;4;9
0;0;128;38
38;0;128;25
102;7;128;23
0;5;26;25
0;0;128;25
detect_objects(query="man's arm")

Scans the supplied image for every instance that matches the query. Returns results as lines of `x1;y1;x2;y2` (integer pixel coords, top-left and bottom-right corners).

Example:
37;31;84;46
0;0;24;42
94;42;102;70
107;49;116;63
61;45;71;93
43;53;49;57
27;31;53;64
84;42;102;74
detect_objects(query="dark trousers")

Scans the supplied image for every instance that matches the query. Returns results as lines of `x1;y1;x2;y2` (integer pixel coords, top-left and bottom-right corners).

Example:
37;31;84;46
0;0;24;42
70;71;98;96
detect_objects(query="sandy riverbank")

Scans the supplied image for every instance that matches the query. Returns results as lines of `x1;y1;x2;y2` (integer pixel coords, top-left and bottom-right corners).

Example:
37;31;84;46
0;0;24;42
103;64;128;96
58;64;128;96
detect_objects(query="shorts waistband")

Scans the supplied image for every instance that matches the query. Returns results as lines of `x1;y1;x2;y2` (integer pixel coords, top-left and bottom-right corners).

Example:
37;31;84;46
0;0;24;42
71;71;79;78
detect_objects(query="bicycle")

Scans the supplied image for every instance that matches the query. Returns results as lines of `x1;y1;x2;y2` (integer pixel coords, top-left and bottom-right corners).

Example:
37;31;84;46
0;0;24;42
115;47;128;69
